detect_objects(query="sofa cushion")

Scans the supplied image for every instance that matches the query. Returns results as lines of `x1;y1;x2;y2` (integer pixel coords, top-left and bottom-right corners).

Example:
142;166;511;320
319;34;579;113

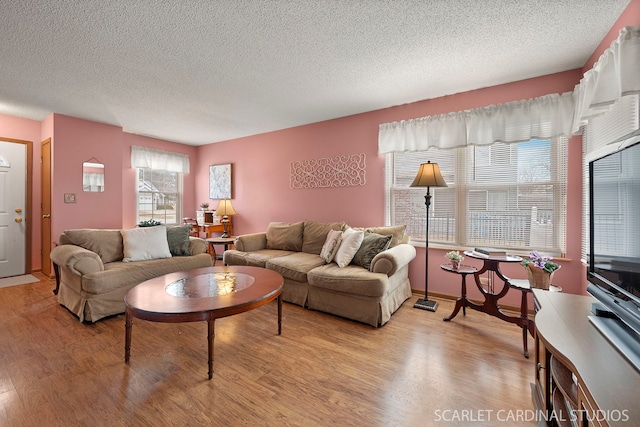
224;249;295;267
266;252;326;283
82;253;212;295
307;264;387;297
63;229;124;263
302;220;346;254
121;226;172;262
334;228;364;268
266;221;304;251
320;229;343;263
167;225;192;256
351;231;392;270
365;225;406;248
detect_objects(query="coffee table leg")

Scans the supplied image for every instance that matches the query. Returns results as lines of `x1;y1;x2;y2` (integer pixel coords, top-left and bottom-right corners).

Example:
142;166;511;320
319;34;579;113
208;319;215;380
277;294;282;335
125;310;132;363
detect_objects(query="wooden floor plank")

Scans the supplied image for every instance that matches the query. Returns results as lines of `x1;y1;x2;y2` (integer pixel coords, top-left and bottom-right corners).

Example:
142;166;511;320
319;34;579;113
0;274;536;426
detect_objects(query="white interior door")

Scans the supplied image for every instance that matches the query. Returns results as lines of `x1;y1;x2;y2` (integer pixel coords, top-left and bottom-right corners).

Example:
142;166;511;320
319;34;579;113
0;141;27;278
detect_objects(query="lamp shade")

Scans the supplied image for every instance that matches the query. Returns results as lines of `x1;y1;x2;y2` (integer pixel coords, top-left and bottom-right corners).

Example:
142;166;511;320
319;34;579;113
215;199;237;216
410;161;448;188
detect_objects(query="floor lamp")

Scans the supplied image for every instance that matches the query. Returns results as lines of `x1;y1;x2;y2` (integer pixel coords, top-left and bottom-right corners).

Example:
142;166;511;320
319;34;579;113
410;161;448;312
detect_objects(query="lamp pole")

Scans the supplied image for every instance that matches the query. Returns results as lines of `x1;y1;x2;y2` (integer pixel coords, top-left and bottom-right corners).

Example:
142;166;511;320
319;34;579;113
414;187;437;311
410;161;447;312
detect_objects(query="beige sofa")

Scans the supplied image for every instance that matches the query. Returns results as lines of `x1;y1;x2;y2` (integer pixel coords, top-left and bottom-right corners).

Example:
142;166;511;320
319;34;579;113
50;226;213;322
223;220;416;327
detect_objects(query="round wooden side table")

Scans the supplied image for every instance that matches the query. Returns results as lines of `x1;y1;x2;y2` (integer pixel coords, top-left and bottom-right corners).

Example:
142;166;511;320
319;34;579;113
440;263;477;321
205;236;236;265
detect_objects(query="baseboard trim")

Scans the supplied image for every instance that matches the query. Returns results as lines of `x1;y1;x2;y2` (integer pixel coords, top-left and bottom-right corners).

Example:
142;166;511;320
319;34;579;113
412;289;531;316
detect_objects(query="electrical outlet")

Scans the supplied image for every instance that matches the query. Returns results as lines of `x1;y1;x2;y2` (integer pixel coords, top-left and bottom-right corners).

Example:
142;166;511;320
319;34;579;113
64;193;76;203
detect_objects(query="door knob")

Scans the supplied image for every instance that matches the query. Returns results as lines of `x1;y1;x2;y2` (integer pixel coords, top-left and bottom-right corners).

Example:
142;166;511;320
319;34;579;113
42;214;51;218
15;208;22;213
15;217;23;223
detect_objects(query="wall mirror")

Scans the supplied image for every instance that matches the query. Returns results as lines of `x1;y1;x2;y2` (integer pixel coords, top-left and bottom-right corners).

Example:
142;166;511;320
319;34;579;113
83;159;105;192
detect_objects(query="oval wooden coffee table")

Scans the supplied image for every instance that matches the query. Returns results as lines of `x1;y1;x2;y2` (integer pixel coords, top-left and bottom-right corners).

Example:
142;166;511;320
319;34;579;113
124;266;284;379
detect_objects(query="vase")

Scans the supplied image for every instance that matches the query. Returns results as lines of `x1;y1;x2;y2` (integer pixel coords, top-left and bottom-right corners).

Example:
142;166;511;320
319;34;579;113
525;263;559;290
451;260;461;270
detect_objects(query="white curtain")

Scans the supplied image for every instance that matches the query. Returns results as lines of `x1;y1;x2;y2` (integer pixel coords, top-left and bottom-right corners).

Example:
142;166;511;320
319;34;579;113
130;146;190;173
83;173;104;187
572;26;640;134
378;92;574;154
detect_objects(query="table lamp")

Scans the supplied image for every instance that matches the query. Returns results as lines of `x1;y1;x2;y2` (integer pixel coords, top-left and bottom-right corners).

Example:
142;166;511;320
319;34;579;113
410;161;448;312
215;199;237;238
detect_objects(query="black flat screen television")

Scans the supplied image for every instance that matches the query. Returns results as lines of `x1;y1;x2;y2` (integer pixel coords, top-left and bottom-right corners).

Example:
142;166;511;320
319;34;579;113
587;136;640;372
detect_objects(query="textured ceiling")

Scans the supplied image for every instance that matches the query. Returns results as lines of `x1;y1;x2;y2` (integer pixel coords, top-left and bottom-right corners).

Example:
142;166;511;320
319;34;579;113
0;0;631;146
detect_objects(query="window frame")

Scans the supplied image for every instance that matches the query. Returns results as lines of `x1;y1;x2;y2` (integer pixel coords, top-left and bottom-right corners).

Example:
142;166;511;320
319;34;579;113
386;137;568;255
135;167;183;226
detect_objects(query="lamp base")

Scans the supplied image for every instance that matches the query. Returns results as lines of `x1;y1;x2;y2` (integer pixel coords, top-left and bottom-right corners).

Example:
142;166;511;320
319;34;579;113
220;217;230;238
414;298;438;312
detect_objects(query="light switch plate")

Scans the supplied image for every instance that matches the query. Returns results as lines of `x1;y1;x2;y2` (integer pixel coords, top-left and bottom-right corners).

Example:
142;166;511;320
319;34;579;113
64;193;76;203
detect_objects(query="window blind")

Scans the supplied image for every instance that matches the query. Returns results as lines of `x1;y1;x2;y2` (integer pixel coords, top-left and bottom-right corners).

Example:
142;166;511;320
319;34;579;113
581;94;640;263
387;137;568;255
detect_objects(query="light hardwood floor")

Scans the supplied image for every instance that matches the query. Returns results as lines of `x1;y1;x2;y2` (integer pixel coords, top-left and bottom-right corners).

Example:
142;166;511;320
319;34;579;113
1;274;537;426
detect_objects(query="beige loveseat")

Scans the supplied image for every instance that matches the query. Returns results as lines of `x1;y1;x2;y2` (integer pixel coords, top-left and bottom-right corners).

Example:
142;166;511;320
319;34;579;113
50;226;213;322
223;220;416;327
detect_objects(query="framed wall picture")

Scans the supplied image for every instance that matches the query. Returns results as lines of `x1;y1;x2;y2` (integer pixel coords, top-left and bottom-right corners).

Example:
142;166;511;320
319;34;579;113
209;163;232;199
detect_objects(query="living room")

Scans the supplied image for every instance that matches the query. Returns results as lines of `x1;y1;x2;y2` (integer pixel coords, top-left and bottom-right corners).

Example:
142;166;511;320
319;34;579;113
1;1;639;425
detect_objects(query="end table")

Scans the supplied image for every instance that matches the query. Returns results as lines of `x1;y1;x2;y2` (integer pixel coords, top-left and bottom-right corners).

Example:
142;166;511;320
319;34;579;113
205;237;236;265
440;263;477;321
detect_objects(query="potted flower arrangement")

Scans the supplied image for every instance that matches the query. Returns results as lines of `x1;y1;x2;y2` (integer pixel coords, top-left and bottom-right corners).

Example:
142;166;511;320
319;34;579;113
445;250;464;270
138;219;162;227
200;202;210;211
521;251;559;290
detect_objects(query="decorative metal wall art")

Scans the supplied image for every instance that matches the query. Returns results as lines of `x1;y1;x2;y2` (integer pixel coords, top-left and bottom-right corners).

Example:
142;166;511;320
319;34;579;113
290;153;366;189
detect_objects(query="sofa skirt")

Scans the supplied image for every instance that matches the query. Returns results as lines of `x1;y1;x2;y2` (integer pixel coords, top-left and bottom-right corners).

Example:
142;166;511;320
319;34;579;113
307;272;412;327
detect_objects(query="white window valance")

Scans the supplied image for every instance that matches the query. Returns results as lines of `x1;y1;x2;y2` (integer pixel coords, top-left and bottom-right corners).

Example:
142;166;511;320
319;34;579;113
378;92;574;154
83;172;104;187
572;26;640;134
130;146;190;173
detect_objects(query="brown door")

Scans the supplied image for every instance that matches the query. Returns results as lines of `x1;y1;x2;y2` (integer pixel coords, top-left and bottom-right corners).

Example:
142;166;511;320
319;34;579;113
41;138;52;277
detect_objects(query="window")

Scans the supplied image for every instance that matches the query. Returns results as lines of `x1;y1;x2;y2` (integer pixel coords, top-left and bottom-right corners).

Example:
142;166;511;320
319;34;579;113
581;94;640;263
386;137;568;254
137;168;182;225
131;145;189;226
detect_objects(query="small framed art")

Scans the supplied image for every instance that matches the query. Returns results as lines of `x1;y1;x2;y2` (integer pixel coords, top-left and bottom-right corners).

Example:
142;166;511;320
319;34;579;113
209;163;232;199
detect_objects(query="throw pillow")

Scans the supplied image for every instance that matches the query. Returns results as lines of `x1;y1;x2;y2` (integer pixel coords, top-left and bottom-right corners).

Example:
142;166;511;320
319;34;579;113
301;220;346;254
365;225;407;248
63;229;124;263
334;228;364;268
351;231;392;270
266;221;304;251
166;225;191;256
121;226;172;262
319;229;343;263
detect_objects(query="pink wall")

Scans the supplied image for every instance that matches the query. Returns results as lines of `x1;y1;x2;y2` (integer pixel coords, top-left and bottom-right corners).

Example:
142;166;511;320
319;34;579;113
51;114;124;235
49;115;199;246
